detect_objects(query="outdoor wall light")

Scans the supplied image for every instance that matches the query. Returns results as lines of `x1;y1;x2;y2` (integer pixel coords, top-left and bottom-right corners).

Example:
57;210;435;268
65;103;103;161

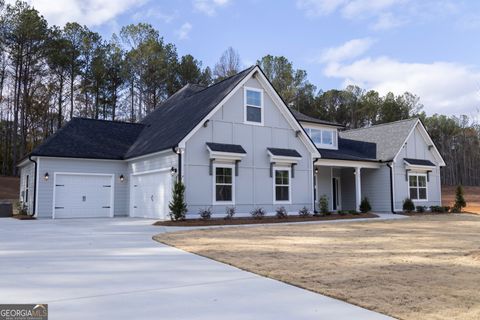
170;167;178;175
119;174;125;182
203;119;210;127
315;168;318;174
44;172;49;180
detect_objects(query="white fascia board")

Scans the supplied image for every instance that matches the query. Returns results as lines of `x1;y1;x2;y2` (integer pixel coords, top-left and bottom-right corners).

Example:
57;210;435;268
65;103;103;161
315;159;381;169
267;151;301;164
17;157;34;167
125;149;174;162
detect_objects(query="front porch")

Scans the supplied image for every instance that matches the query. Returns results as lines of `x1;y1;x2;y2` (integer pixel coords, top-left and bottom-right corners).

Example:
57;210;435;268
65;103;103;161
314;159;383;212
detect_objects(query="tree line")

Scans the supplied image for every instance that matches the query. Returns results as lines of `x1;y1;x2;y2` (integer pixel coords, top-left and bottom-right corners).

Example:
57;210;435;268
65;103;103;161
0;1;478;186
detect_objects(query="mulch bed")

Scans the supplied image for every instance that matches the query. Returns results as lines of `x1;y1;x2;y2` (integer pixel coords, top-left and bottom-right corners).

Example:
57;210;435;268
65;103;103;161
400;212;453;216
11;214;36;220
153;213;378;226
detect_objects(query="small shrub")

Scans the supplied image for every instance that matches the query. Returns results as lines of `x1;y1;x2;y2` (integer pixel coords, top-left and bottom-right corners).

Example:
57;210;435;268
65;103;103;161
359;197;372;213
444;206;451;213
452;185;466;213
416;206;426;213
338;210;348;216
16;202;28;215
275;206;288;219
349;210;359;215
319;195;329;215
251;207;266;219
402;198;415;213
198;207;212;220
298;206;311;217
224;207;236;219
430;205;445;213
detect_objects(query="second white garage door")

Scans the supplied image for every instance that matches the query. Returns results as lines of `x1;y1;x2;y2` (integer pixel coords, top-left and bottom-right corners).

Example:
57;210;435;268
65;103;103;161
131;170;173;220
54;173;114;218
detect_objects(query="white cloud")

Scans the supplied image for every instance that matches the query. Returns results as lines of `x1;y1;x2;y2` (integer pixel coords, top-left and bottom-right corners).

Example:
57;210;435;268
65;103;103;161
12;0;146;27
318;37;375;63
132;7;176;23
296;0;460;30
193;0;230;16
175;22;192;40
323;57;480;115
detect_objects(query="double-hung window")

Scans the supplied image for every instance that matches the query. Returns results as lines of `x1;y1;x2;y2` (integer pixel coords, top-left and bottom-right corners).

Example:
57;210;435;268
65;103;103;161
244;88;263;125
214;165;234;204
409;174;427;200
274;168;290;203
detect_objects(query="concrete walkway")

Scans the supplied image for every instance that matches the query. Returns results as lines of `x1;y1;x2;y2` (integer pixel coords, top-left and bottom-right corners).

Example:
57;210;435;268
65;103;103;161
0;218;393;320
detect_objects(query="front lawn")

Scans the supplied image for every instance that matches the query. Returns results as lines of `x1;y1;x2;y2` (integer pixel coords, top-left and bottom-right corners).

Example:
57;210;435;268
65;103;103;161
155;214;480;320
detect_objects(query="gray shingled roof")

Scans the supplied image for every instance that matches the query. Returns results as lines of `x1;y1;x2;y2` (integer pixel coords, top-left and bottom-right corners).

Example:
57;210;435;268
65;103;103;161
289;108;344;127
267;148;302;158
124;66;255;159
340;118;418;161
30;118;144;160
206;142;246;154
404;158;435;166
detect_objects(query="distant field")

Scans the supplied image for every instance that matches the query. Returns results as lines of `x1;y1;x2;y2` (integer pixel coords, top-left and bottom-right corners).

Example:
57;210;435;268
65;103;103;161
443;185;480;214
0;176;19;200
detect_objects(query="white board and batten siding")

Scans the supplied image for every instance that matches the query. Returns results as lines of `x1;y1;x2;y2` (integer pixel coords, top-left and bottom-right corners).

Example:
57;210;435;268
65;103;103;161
393;125;442;210
127;151;177;219
36;158;128;218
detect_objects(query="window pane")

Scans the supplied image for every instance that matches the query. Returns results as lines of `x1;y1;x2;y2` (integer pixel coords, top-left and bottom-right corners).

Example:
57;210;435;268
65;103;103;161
246;90;261;106
276;186;289;201
216;167;232;183
216;185;232;201
419;188;427;200
246;106;262;123
322;130;333;145
409;176;417;187
310;129;322;144
418;176;426;187
275;170;288;184
409;188;418;200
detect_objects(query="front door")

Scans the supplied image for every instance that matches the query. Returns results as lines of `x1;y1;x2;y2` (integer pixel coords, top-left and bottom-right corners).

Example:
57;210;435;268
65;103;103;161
332;177;341;211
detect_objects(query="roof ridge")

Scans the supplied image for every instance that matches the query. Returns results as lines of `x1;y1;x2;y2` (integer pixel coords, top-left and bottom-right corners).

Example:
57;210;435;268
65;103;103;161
72;117;143;125
343;117;418;133
194;65;255;95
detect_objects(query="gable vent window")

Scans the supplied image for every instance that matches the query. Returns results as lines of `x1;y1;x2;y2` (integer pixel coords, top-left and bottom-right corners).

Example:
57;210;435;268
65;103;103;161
305;128;336;148
244;87;263;125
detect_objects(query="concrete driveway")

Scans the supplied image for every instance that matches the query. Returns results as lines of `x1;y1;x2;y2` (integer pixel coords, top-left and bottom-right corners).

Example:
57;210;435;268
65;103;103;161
0;218;392;320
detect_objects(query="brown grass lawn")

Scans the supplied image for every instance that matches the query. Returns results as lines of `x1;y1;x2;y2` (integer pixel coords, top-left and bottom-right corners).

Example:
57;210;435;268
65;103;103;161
443;186;480;214
155;214;480;320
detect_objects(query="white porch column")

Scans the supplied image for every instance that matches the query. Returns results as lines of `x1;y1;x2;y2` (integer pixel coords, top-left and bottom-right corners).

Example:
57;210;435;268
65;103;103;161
355;167;362;211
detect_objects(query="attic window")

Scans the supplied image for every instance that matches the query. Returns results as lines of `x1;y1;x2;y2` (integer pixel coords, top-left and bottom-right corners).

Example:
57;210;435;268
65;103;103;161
244;87;263;125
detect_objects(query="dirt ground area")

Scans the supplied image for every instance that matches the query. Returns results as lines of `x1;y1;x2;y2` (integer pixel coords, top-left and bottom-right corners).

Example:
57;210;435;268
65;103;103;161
443;185;480;213
0;176;19;200
156;214;480;320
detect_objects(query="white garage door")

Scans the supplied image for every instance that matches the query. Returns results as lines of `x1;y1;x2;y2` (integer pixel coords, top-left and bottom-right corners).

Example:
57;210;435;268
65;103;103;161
54;174;114;219
131;170;172;220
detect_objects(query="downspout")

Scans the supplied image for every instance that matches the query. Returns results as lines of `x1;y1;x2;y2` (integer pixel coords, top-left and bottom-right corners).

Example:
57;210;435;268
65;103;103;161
28;155;37;217
386;162;396;214
313;158;319;213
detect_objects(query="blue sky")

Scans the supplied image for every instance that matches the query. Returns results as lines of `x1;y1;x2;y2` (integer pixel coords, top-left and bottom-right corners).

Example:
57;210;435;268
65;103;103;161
18;0;480;117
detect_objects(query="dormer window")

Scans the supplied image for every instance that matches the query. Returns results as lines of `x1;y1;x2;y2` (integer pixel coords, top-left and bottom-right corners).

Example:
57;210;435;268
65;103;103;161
305;127;337;149
244;87;263;125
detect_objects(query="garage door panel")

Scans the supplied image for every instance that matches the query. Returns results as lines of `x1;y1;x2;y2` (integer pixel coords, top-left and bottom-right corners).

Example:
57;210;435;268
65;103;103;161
131;171;172;220
54;174;113;218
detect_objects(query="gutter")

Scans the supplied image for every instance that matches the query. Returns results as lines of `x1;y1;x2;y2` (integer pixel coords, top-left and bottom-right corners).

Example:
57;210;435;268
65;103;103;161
386;162;396;214
28;155;37;217
313;158;320;213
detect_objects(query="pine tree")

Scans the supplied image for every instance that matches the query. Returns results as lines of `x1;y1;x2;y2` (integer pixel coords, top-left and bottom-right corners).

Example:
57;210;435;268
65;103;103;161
453;185;467;212
168;179;187;221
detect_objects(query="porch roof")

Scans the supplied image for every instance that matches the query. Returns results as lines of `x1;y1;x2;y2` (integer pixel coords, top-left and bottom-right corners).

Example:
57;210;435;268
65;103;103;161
404;158;435;167
318;137;378;162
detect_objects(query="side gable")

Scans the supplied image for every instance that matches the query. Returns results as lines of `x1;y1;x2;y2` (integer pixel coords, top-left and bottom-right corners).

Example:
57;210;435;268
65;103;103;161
393;119;446;166
178;66;320;158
